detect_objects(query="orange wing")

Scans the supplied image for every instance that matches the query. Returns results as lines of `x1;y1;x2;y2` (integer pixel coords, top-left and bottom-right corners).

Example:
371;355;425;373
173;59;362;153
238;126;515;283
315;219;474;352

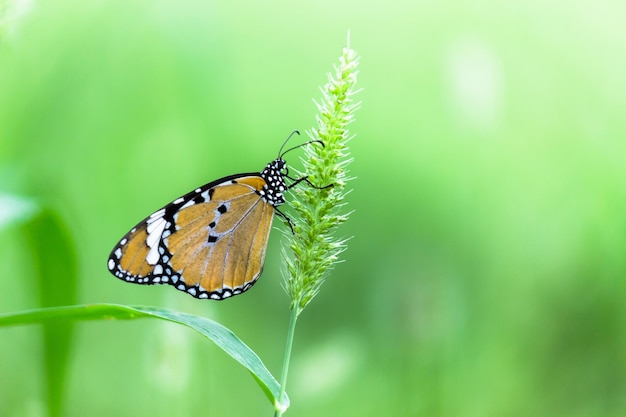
108;175;275;300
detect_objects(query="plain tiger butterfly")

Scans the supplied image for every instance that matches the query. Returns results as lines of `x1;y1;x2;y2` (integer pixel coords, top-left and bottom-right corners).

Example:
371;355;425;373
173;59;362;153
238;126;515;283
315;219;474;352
107;131;324;300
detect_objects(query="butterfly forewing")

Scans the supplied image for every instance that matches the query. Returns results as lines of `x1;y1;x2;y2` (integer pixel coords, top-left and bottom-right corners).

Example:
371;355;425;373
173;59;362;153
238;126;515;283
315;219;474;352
108;172;278;300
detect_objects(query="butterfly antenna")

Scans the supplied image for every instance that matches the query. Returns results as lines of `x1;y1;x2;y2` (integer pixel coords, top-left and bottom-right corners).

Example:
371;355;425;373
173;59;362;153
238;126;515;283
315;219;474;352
278;131;324;159
278;130;301;158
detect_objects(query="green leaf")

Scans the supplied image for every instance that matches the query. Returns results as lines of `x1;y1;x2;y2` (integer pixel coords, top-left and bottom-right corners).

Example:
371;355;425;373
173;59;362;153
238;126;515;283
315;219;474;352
0;303;289;410
22;208;79;417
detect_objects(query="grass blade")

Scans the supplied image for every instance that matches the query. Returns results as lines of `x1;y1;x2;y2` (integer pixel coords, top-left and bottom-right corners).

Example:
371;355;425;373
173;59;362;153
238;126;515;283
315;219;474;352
0;303;288;409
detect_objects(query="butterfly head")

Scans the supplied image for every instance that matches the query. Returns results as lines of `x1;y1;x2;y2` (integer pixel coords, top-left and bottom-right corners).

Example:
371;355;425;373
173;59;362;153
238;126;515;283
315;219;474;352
259;132;326;208
259;158;288;207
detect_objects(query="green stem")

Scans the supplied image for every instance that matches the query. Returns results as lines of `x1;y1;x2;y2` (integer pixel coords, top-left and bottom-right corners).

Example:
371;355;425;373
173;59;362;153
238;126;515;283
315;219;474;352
274;304;300;416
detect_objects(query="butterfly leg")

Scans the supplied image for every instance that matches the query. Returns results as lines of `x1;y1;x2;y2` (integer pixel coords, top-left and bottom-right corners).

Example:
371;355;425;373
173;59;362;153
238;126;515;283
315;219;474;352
285;174;334;190
274;207;295;234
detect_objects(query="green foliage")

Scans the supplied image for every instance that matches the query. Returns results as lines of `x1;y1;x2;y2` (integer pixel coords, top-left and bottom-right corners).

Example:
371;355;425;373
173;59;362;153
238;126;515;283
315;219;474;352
0;304;286;408
23;209;78;417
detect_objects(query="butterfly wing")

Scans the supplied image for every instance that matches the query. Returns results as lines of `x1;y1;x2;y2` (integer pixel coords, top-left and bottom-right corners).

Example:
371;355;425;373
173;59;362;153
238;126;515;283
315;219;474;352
108;174;275;300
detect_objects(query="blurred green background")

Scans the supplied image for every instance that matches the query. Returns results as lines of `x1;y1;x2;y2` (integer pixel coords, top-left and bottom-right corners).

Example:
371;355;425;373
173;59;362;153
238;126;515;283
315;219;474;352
1;0;625;416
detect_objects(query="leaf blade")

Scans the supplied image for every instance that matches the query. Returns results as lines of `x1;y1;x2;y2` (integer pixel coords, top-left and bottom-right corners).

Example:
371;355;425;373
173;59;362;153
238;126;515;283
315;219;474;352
0;303;288;408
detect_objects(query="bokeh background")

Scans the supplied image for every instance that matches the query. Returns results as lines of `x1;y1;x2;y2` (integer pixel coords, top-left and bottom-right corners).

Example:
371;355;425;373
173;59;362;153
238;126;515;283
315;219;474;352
1;0;625;416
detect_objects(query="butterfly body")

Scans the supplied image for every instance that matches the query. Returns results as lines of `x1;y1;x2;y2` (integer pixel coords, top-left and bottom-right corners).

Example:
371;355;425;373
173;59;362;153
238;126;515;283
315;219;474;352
108;158;289;300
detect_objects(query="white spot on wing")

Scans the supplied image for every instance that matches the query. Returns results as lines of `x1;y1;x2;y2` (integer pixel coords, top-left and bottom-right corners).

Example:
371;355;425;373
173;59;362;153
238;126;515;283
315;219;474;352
145;218;167;265
108;259;115;270
146;246;160;265
147;217;166;236
149;208;166;221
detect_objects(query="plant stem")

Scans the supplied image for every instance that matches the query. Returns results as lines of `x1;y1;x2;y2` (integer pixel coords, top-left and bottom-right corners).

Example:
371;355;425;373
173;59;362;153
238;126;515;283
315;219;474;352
276;39;359;415
274;304;300;416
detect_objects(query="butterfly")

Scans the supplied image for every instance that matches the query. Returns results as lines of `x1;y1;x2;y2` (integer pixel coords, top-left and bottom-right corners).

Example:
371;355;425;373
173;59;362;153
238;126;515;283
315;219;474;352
107;131;324;300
